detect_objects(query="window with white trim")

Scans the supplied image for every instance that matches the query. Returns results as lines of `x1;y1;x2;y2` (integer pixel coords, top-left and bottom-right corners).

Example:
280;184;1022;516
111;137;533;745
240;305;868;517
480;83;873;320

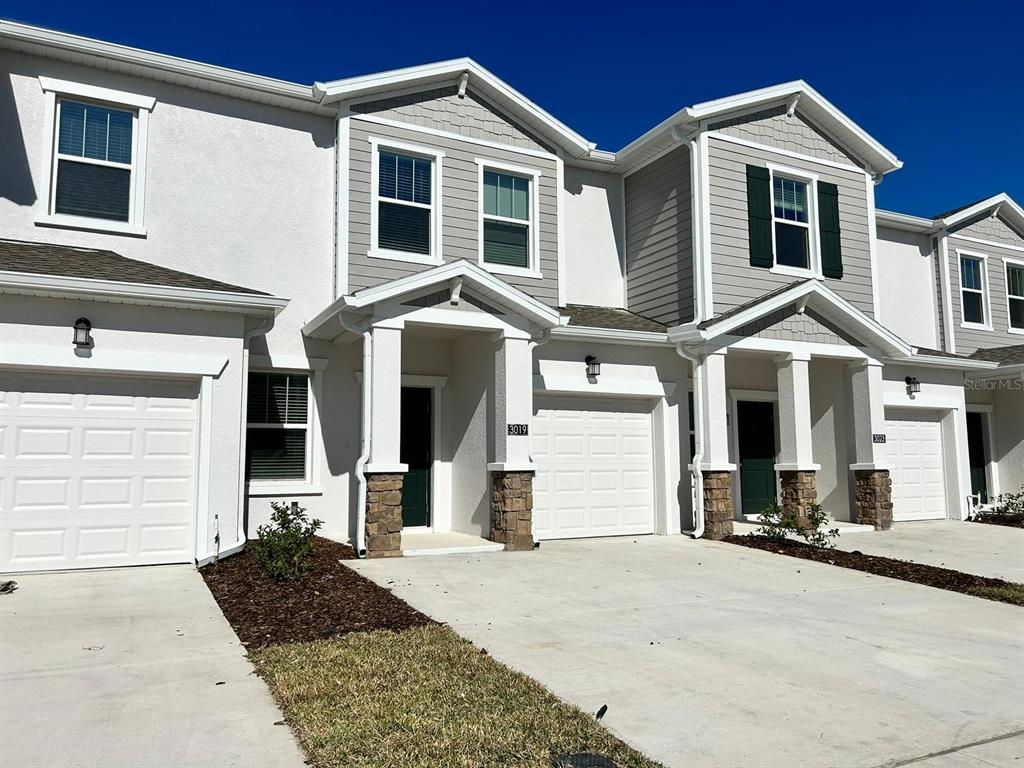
960;255;987;326
374;148;435;257
1007;261;1024;330
246;372;311;482
482;169;532;269
772;174;812;270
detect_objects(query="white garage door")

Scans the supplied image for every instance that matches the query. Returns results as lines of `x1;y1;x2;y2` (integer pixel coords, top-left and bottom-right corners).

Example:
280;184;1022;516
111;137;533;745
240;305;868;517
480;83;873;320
1;372;199;572
532;397;656;540
885;409;947;521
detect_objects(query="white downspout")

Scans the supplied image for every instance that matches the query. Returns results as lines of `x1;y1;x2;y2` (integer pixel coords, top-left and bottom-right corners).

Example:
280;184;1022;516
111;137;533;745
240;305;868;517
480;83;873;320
340;311;372;558
675;343;705;539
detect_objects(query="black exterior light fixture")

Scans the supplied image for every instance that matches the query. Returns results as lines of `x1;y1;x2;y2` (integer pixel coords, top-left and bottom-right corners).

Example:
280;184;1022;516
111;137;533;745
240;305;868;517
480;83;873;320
585;355;600;378
905;376;921;396
73;317;93;348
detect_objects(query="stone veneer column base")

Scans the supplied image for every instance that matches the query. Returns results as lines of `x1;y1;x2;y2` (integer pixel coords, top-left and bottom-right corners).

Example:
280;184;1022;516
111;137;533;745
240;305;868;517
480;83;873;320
779;470;818;529
365;473;403;558
854;469;893;530
490;471;534;551
702;471;734;540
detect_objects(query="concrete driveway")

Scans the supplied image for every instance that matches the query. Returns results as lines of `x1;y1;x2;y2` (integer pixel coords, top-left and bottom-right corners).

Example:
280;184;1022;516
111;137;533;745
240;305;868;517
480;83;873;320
350;537;1024;768
0;566;306;768
834;520;1024;582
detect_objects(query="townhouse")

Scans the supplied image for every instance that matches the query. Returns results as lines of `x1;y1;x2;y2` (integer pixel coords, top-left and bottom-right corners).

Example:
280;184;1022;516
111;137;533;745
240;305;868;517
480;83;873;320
0;20;1020;572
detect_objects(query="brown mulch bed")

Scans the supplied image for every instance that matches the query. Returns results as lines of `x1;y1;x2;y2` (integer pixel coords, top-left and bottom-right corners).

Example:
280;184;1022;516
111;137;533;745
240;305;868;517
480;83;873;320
200;536;434;649
724;534;1024;607
969;513;1024;528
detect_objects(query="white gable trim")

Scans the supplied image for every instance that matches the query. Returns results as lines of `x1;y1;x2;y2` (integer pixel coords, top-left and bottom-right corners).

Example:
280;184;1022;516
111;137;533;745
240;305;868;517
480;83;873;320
939;193;1024;235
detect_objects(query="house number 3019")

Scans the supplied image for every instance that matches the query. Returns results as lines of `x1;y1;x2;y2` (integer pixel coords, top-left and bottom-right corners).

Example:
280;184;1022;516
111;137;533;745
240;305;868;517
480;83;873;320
507;424;529;436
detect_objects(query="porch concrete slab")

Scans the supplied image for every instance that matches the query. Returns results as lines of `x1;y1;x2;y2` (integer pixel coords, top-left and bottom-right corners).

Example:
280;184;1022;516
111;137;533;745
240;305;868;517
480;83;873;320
402;530;504;556
837;520;1024;583
0;566;307;768
350;536;1024;768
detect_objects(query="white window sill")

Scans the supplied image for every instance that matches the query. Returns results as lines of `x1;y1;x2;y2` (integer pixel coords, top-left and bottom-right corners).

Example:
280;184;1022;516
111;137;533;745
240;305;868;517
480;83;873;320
960;321;993;332
367;248;441;266
1007;326;1024;336
480;261;543;279
770;264;821;280
36;213;147;238
246;482;323;497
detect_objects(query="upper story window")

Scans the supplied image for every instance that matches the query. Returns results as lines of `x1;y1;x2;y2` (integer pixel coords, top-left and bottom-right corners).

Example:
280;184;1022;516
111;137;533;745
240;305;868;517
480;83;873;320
1007;260;1024;332
959;253;989;328
37;78;154;237
476;160;541;277
369;138;443;266
772;175;811;270
246;372;311;483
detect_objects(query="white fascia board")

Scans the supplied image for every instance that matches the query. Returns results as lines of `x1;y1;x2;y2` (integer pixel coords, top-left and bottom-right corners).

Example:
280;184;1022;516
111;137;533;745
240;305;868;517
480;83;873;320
549;325;670;347
0;270;288;315
0;20;322;112
876;209;936;233
1;342;228;377
316;58;594;159
940;193;1024;234
888;354;999;371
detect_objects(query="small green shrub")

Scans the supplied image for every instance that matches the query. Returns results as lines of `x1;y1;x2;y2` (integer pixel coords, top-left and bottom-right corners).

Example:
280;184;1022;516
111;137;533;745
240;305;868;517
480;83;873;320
971;488;1024;527
253;501;323;581
755;502;839;548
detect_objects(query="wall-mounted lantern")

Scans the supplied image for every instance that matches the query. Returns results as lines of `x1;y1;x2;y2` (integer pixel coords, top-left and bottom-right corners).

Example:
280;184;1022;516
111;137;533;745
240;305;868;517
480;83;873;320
585;355;600;379
904;376;921;396
73;317;93;348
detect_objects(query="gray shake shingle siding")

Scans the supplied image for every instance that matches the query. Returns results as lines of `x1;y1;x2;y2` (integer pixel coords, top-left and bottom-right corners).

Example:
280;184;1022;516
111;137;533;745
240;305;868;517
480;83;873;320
624;144;694;327
949;213;1024;249
709;106;860;167
0;239;267;294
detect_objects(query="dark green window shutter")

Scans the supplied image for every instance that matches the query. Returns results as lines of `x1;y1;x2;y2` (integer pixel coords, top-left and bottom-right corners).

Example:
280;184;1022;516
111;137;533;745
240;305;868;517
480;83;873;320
818;181;843;279
745;165;773;268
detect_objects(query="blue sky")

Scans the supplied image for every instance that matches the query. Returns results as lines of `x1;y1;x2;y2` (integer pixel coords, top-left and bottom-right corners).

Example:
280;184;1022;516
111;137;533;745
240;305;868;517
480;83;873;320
5;0;1021;216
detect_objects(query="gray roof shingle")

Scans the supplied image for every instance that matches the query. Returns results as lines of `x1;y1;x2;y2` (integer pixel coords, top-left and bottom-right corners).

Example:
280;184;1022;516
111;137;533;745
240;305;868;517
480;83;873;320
562;304;666;333
0;239;268;295
969;345;1024;365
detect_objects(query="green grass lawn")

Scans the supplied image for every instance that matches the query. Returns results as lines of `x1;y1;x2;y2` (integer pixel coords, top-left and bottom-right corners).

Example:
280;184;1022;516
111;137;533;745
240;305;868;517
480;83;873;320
252;624;663;768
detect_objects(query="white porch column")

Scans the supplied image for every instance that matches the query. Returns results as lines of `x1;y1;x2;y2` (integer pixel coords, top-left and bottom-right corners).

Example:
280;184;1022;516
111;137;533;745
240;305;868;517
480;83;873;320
488;331;535;471
775;352;819;471
695;350;732;470
366;323;407;473
848;360;888;469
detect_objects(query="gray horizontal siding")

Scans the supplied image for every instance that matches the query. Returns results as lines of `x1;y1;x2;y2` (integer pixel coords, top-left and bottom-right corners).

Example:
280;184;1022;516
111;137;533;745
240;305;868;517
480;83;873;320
351;86;550;153
709;106;861;168
624;145;694;326
347;118;559;305
947;235;1024;354
950;214;1024;249
707;135;875;320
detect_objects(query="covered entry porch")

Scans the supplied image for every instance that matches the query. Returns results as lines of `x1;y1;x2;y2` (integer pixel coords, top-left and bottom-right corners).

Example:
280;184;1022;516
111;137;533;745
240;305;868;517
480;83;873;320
303;261;563;557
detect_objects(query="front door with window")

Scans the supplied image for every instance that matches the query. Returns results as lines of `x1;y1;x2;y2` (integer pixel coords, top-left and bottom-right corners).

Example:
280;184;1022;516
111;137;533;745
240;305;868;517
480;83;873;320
738;400;777;518
400;387;432;527
966;412;989;504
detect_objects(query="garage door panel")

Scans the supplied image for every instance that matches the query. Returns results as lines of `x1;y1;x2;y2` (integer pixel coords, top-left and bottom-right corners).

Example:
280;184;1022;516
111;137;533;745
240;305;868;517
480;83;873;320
1;373;198;572
533;397;656;540
885;410;947;522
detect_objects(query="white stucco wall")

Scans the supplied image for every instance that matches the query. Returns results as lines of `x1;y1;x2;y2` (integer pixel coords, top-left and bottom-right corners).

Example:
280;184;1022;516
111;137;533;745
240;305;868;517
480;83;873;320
876;226;940;349
563;166;625;308
0;294;247;557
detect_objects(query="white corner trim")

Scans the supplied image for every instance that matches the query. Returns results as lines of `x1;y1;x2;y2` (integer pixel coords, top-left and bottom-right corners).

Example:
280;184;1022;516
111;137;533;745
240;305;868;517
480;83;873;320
688;135;705;321
937;233;956;353
699;132;714;320
533;373;676;399
335;114;351;298
866;173;882;322
555;153;566;308
0;342;228;377
39;76;156;110
194;375;214;562
250;354;329;371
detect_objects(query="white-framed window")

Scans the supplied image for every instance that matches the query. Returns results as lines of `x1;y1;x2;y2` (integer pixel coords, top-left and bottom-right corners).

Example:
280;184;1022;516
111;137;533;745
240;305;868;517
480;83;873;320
475;159;541;277
768;164;820;277
368;137;444;265
245;371;313;485
1006;258;1024;333
37;78;154;237
958;250;991;329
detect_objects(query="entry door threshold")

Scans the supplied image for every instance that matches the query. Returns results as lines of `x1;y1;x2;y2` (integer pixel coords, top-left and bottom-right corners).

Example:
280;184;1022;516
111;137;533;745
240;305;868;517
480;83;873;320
402;531;505;557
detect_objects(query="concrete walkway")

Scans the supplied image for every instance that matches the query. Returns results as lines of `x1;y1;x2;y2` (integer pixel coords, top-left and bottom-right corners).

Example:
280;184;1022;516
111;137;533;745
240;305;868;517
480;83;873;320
0;566;307;768
836;520;1024;582
350;536;1024;768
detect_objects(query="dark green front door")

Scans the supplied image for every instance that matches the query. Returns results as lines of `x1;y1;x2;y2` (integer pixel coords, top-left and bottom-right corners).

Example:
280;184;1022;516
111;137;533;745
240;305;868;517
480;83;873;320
966;411;988;503
737;400;777;517
400;387;432;527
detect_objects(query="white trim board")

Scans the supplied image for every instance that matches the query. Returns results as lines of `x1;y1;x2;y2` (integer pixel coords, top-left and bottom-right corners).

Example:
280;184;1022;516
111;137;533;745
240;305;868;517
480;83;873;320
533;374;676;399
0;343;228;377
